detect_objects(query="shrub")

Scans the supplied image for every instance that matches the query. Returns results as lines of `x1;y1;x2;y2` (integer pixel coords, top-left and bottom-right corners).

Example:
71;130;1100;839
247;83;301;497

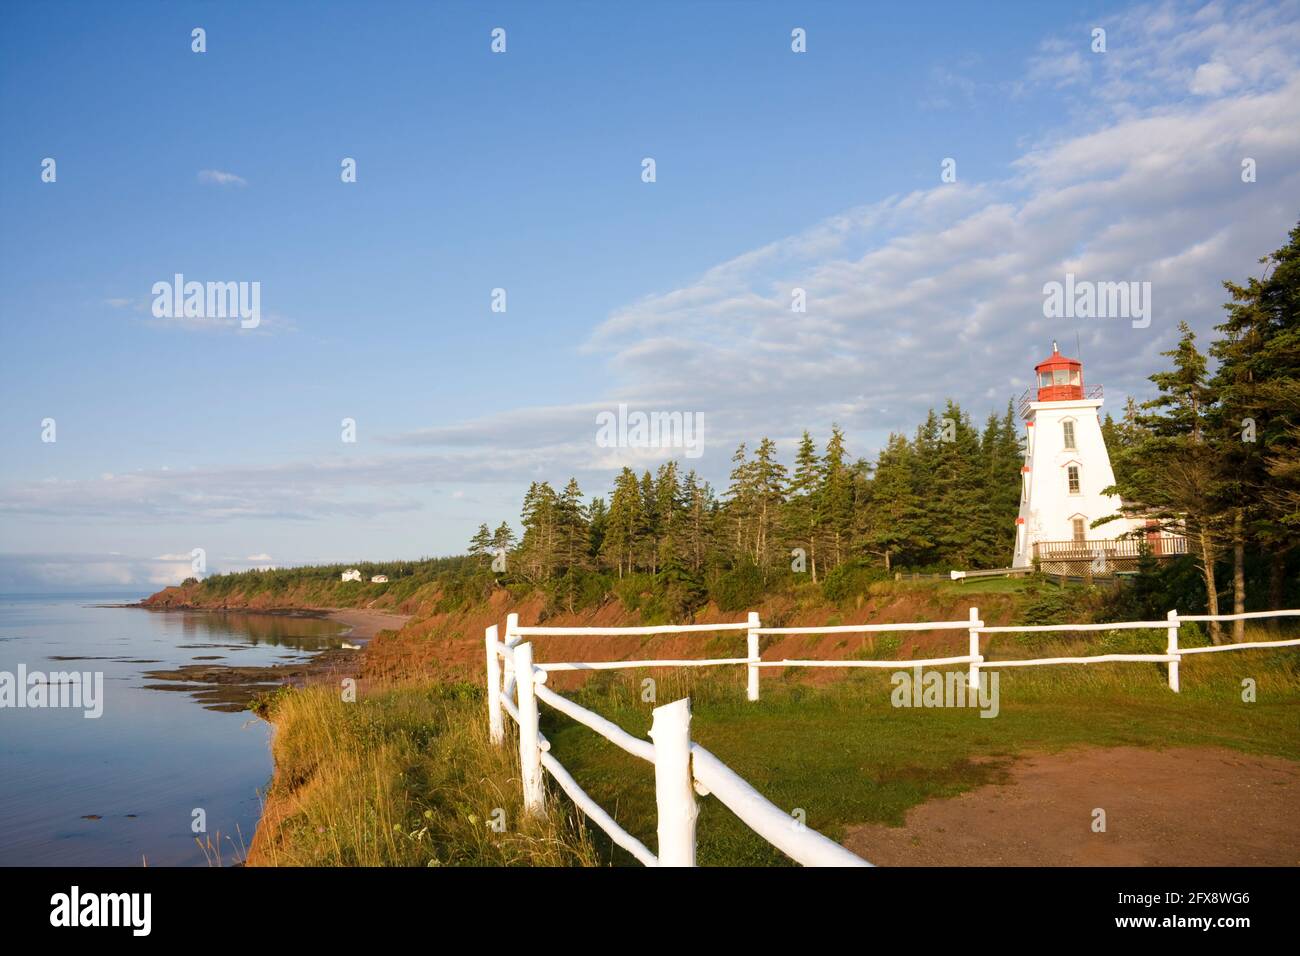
714;563;764;612
822;560;887;603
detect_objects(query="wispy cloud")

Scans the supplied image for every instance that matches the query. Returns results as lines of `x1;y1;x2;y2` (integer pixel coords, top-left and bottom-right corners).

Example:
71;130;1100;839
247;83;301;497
3;0;1297;544
197;168;247;187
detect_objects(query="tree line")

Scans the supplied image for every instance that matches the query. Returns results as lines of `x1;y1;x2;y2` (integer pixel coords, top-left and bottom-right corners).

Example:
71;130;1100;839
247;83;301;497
468;404;1026;596
469;222;1298;628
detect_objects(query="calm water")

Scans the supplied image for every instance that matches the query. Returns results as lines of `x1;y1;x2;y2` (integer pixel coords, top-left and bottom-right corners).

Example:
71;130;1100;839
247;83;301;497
0;594;348;866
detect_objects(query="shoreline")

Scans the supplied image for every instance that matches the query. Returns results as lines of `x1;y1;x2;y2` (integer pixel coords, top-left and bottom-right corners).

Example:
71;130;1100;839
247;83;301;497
127;602;410;644
131;605;411;712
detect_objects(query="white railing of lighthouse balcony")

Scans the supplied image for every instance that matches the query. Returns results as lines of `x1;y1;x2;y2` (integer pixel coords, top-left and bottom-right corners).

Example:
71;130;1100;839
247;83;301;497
484;607;1300;866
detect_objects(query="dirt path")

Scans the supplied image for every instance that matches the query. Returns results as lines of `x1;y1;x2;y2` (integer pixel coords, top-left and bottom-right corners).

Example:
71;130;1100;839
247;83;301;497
844;746;1300;866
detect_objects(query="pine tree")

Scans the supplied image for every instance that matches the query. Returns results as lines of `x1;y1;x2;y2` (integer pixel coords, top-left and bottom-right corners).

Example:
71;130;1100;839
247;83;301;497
785;431;823;581
725;443;755;565
586;496;608;562
1106;323;1227;641
681;470;716;574
654;461;684;574
555;478;590;572
638;470;659;575
864;432;929;569
931;401;985;568
517;481;560;583
601;468;642;577
819;425;853;568
469;523;492;565
1211;221;1300;620
751;438;788;570
491;521;517;557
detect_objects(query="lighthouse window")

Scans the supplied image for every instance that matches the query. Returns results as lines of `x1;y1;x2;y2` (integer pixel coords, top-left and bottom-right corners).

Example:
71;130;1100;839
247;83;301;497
1067;465;1081;494
1053;369;1070;385
1072;517;1086;543
1063;420;1076;450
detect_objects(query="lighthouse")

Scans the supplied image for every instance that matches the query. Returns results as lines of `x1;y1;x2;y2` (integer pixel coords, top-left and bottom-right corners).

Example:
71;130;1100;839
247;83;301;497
1012;344;1138;569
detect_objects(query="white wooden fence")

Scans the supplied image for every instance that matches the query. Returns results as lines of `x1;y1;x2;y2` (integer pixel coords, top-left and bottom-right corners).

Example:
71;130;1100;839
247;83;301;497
484;607;1300;866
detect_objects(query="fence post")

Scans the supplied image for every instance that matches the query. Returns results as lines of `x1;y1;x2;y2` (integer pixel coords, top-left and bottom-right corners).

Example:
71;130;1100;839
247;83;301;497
1166;609;1180;693
747;611;761;702
485;624;503;746
967;606;981;691
649;697;697;866
505;612;520;646
513;641;545;815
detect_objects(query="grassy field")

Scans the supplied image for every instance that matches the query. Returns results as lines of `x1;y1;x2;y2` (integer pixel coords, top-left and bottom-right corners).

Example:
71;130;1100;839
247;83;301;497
251;623;1299;867
544;625;1300;866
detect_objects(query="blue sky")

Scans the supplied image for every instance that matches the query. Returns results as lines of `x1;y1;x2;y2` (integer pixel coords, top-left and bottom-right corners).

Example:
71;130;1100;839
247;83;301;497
1;0;1297;591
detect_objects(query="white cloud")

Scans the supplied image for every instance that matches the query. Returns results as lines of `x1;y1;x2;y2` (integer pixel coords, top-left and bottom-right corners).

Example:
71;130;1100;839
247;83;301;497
197;169;248;187
1190;60;1238;94
0;553;194;593
3;0;1298;540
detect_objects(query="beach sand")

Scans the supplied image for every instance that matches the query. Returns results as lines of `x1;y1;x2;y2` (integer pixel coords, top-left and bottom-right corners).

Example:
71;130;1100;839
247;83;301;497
326;608;410;641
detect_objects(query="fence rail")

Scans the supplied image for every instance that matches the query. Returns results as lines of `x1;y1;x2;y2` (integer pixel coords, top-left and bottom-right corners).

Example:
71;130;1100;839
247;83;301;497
485;606;1299;866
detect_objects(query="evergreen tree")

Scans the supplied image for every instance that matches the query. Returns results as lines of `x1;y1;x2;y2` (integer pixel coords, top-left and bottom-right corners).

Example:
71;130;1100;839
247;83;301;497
1211;221;1300;619
725;443;755;565
654;461;685;574
517;481;560;583
586;496;608;562
555;478;590;572
931;402;985;568
490;521;517;561
1106;323;1227;641
819;425;853;569
751;437;788;570
785;431;823;581
468;523;492;565
862;433;924;570
601;468;642;577
682;470;716;574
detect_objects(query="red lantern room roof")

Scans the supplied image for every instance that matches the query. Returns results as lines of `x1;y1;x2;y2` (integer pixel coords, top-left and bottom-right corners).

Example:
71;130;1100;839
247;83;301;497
1034;342;1084;402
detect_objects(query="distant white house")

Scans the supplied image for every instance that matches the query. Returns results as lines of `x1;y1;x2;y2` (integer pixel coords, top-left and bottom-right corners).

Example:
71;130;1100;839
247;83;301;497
341;569;362;582
370;574;389;583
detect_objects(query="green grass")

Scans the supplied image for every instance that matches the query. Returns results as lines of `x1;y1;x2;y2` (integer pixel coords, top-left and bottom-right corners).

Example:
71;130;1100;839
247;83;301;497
251;681;598;867
252;623;1299;868
934;575;1040;596
542;628;1300;866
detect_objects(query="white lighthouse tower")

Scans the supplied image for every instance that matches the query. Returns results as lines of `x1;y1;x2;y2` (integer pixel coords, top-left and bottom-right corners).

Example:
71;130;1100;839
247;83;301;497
1012;344;1138;569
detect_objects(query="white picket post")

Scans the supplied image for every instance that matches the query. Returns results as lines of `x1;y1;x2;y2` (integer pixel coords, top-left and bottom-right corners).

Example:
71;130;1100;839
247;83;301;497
485;624;504;745
967;606;981;691
505;612;520;646
1166;609;1180;693
747;611;761;702
513;641;545;815
649;697;697;866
